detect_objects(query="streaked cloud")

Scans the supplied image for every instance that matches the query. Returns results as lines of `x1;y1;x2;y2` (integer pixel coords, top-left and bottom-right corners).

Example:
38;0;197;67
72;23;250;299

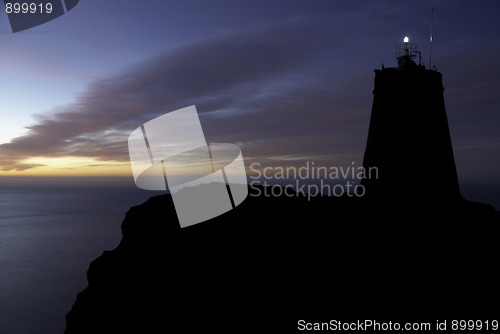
0;6;499;184
0;18;363;172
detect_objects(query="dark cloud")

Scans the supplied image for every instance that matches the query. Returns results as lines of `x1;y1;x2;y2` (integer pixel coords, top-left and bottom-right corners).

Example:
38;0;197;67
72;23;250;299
1;9;499;186
0;18;350;171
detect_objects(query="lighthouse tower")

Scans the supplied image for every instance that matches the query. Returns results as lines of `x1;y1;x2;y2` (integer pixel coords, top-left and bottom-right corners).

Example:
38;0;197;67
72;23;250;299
361;37;461;201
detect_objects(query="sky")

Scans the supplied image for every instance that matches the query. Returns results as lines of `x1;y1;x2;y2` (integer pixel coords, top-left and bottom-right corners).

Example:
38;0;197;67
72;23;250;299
0;0;499;189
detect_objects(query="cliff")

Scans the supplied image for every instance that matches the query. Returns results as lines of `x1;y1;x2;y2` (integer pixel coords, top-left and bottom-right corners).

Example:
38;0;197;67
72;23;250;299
65;57;499;332
65;186;499;333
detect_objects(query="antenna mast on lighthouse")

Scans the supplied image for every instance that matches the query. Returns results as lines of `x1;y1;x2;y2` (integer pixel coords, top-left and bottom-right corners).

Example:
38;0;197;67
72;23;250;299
429;8;434;70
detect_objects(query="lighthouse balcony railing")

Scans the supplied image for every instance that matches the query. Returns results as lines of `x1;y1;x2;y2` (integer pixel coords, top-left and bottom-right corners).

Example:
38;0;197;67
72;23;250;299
396;43;419;59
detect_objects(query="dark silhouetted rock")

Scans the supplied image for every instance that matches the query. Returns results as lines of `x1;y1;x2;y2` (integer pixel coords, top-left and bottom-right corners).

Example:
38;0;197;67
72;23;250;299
65;56;499;333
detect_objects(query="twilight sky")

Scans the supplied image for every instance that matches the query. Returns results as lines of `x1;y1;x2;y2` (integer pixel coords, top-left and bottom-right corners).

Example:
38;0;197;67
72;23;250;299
0;0;499;188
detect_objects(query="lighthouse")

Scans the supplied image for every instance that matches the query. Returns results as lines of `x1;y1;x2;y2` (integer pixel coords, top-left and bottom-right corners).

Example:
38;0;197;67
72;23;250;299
361;37;461;201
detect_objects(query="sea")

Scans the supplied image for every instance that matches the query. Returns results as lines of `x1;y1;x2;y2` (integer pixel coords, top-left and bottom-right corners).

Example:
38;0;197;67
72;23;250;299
0;177;164;334
0;177;498;334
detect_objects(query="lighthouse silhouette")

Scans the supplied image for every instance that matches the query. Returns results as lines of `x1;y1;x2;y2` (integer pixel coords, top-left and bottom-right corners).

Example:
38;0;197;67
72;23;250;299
361;37;461;201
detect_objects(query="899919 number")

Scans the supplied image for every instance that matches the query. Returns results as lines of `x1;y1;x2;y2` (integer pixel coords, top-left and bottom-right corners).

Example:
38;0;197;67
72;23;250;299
451;320;499;331
5;2;53;14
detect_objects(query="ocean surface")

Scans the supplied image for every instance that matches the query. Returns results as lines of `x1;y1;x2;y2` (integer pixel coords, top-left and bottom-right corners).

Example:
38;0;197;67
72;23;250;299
0;178;164;334
0;177;498;334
